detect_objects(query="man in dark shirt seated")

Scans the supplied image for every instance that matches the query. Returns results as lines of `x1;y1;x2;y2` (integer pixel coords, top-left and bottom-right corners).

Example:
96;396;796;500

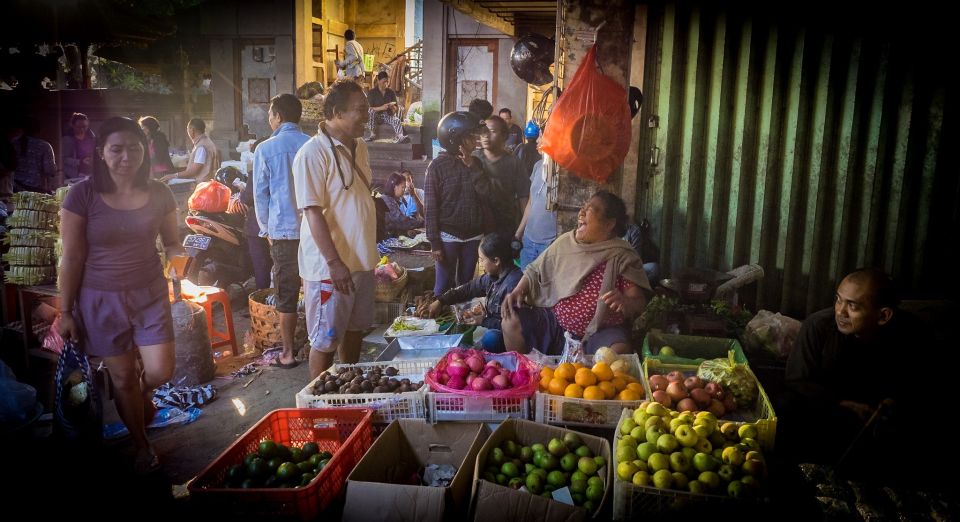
781;268;931;477
365;71;408;143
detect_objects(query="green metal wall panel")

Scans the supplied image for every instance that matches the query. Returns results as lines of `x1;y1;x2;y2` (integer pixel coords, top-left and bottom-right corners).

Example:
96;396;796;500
637;3;958;317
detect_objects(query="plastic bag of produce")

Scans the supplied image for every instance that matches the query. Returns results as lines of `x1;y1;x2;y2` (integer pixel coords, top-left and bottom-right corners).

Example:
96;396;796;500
743;309;801;359
697;354;758;408
54;340;103;443
187;180;232;212
540;44;631;182
425;348;538;399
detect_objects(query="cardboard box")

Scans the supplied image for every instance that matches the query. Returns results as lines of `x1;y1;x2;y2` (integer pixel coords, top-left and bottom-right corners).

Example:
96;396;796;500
470;419;612;522
343;420;490;522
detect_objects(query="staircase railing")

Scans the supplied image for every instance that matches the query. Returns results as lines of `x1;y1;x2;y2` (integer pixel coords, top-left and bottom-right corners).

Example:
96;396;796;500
385;40;423;92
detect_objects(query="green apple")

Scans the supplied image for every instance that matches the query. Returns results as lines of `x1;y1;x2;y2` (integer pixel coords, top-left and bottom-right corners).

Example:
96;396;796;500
687;479;705;495
619;435;638;449
656;434;679;454
740;475;760;491
646;402;668;417
720;422;740;441
659;345;675;356
738;424;758;441
548;438;568;456
532;450;545;468
721;446;744;467
616;445;637;464
644;416;665;431
632;470;651;487
652;469;673;489
693;452;718;473
631;460;649;473
547;470;567;488
727;479;747;499
490;448;506;466
745;451;765;463
695;437;712;454
571;492;584;504
698;471;720;490
709;431;727;449
587;475;604;489
508;477;525;489
671;471;689;490
501;461;520;478
740;437;760;452
571;470;588;483
531;443;546;453
632;409;649;426
620;418;638;436
570;475;587;494
712;448;724;460
532;468;548;480
564;432;583;450
630;425;647;441
646;427;666;445
742;458;766;477
496;473;507;485
575;445;593;458
647;452;670;472
578;456;598;475
692;424;712;439
717;464;735;483
668;417;687;434
525;473;544;494
585;483;604;502
561;452;579;472
675;424;698;447
583;500;596;511
520;446;534;463
525;463;536;474
593;456;606;470
695;411;717;423
669;451;691;473
681;447;697;462
540;454;559;471
636;442;658;462
616;461;639;481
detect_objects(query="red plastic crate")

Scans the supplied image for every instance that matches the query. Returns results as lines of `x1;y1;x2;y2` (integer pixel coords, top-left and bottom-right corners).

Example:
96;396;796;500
188;408;373;519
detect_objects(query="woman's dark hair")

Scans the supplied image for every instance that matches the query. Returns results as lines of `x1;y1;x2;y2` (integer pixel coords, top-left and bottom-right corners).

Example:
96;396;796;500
384;172;405;199
322;80;365;120
92;117;151;193
376;71;389;81
479;233;515;266
591;190;628;237
138;116;161;137
345;29;355;41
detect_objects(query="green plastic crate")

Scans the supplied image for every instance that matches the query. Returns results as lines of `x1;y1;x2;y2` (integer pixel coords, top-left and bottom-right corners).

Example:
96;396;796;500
642;332;748;366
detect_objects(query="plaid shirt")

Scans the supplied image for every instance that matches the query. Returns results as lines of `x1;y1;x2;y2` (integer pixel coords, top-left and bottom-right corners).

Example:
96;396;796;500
424;152;487;245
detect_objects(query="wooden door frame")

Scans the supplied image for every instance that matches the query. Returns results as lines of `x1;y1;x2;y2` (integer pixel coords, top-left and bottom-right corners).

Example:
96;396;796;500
445;38;498;114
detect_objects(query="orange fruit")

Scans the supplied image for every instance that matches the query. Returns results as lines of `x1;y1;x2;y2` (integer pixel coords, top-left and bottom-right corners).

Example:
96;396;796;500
583;385;605;401
564;383;585;399
555;363;576;381
573;362;585;370
548;377;569;396
611;376;628;392
614;370;637;384
591;362;614;382
540;366;555;380
626;382;645;395
618;389;642;401
539;374;552;392
598;381;617;399
574;368;598;387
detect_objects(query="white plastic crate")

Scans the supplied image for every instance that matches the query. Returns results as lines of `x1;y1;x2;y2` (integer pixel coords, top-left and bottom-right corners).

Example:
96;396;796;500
534;353;645;428
427;392;530;423
295;359;434;426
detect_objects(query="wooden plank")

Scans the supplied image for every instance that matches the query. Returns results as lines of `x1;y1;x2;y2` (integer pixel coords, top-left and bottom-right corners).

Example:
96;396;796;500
442;0;515;36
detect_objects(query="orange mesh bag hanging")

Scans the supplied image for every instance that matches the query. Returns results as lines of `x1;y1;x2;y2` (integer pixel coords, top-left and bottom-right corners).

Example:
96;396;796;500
540;44;631;183
187;180;232;212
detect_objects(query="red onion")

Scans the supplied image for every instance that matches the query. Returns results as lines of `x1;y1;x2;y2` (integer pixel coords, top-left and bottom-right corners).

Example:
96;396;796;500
466;373;477;387
491;374;511;390
446;360;470;380
481;366;500;381
499;368;511;379
471;377;492;391
485;360;502;369
449;352;464;361
465;354;486;374
510;370;530;388
447;376;467;390
439;372;451;385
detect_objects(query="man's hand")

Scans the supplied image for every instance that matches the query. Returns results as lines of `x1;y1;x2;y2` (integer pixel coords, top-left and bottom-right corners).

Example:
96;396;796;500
160;173;177;183
431;249;443;262
227;199;248;216
839;400;874;422
423;300;442;318
58;312;79;341
329;259;354;295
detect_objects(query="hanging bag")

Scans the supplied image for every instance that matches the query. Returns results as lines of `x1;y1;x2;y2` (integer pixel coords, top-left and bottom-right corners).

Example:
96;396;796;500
54;340;103;443
541;44;631;182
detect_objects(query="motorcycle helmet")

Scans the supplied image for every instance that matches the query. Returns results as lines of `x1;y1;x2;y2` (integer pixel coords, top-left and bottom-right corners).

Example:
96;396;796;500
437;111;483;152
214;166;246;193
510;34;555;86
524;120;540;139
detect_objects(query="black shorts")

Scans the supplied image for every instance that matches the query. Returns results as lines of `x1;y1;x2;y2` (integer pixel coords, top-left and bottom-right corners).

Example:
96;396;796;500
269;239;301;313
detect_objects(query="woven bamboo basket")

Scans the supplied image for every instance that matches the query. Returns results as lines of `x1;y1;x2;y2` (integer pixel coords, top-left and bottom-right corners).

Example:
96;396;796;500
248;289;308;353
375;266;408;303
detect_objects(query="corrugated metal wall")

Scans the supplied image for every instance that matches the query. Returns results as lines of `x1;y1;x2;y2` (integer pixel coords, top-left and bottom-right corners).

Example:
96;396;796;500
637;2;959;318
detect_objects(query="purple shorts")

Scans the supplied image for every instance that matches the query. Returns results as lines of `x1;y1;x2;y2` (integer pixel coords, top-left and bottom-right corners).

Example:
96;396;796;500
77;278;175;357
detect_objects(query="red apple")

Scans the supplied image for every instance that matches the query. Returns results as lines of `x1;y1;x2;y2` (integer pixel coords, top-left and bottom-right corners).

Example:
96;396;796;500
649;375;670;392
652;390;673;408
666;371;685;383
676;398;698;412
684;376;704;390
666;381;689;403
690;388;712;408
704;382;724;400
723;394;737;413
707;399;726;417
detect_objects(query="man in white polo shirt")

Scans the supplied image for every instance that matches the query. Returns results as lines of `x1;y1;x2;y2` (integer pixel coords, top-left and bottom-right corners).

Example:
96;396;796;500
160;118;217;183
293;80;379;379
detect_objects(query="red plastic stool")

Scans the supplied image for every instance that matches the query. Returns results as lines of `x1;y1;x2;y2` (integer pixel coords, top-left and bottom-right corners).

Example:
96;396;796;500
197;288;237;359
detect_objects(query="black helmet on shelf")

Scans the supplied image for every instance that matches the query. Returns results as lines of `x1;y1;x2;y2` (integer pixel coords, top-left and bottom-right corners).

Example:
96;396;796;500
437;111;483;152
214;166;246;193
510;34;555;86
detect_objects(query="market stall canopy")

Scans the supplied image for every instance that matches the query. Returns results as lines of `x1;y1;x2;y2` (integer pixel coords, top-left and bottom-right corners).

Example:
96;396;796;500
0;0;191;47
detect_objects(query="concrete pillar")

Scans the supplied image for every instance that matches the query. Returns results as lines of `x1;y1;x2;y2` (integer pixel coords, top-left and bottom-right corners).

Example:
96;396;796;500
421;0;445;156
209;39;240;153
275;36;296;95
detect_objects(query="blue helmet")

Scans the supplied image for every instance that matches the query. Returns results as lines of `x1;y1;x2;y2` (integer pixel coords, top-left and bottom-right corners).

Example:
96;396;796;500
524;120;540;139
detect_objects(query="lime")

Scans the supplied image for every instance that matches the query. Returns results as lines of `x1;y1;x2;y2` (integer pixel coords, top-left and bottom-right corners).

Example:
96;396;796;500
258;440;278;459
227;464;245;482
277;462;300;481
289;447;304;463
302;442;319;459
246;457;268;478
586;483;604;502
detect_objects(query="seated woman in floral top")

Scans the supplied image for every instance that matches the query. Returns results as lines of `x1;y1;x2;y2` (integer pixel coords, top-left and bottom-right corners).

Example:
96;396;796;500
501;191;651;355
